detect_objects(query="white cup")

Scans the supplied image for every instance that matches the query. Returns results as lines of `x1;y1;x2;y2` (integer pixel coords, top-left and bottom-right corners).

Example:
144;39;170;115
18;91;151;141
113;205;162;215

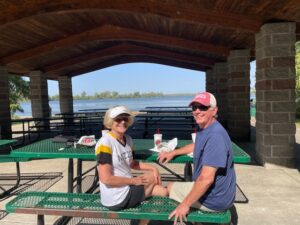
191;133;196;143
154;134;162;147
101;129;109;137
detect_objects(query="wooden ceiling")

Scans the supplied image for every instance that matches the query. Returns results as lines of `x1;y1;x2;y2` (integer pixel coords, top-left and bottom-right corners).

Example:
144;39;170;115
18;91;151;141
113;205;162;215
0;0;300;79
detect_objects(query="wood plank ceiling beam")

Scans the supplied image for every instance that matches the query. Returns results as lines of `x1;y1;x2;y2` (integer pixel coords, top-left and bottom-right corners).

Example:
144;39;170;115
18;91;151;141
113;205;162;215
0;0;262;32
0;25;230;64
44;43;216;73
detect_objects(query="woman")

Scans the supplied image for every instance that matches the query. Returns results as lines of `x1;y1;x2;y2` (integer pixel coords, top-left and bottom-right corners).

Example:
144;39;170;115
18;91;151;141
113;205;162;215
95;105;168;210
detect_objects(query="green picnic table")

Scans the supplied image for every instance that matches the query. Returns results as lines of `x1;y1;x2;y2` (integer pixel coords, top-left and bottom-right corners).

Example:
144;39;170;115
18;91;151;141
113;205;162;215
11;138;250;191
10;138;250;163
0;140;31;198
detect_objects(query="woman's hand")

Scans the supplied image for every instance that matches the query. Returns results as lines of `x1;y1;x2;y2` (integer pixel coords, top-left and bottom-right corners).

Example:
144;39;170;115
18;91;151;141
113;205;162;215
152;167;161;185
132;176;144;185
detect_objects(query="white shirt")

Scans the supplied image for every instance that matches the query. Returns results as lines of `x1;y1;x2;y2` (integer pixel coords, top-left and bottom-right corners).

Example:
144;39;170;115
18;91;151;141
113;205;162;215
95;132;134;207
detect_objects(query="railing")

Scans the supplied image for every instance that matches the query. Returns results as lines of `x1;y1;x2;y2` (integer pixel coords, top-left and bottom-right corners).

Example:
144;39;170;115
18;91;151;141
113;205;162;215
11;115;104;143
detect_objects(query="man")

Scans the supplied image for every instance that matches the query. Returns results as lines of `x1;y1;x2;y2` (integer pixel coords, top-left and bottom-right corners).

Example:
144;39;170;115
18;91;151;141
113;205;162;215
158;92;236;224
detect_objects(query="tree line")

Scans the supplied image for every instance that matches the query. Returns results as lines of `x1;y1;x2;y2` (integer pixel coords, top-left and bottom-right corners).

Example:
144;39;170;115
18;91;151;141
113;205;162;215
49;91;164;100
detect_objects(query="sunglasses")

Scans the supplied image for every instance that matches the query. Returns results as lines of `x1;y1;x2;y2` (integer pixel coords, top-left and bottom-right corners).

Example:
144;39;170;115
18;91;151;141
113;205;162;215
192;105;210;112
114;116;129;123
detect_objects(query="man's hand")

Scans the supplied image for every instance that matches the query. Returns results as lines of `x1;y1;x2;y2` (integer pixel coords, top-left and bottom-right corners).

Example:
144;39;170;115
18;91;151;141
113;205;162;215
168;202;190;225
157;151;175;164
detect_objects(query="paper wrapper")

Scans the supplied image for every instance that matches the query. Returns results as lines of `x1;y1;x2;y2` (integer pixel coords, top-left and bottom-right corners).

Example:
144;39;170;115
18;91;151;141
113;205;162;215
149;138;177;153
77;135;96;147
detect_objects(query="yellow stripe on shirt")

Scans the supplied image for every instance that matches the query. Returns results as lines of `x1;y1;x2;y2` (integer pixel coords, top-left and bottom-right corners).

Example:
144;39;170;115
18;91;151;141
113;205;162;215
95;145;112;155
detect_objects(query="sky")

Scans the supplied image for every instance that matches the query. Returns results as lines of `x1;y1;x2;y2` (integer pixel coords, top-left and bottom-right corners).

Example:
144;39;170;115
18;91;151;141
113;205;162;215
47;62;256;96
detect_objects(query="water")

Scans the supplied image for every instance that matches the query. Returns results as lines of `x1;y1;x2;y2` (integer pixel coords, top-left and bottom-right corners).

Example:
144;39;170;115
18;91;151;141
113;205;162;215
17;95;194;117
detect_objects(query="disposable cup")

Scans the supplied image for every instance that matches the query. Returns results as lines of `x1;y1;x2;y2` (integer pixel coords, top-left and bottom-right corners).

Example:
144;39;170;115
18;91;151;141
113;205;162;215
154;134;162;147
191;133;196;143
101;129;109;137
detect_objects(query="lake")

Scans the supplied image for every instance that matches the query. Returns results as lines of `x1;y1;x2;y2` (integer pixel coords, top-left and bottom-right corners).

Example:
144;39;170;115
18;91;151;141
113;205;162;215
17;95;194;117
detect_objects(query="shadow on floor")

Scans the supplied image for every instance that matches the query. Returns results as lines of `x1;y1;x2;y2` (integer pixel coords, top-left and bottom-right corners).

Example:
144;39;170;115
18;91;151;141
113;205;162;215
0;172;63;201
0;172;62;220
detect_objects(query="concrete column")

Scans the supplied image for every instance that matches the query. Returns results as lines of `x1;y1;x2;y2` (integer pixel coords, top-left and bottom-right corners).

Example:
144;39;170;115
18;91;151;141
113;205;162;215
205;69;215;94
0;67;12;138
227;49;251;141
58;76;73;114
213;63;228;128
29;71;50;119
255;22;296;168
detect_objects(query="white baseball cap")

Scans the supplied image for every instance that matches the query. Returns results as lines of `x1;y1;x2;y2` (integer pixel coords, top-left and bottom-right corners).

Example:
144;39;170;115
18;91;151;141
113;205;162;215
109;106;132;118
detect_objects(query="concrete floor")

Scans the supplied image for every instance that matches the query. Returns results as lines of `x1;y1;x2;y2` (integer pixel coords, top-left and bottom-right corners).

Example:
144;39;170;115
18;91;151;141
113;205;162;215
0;122;300;225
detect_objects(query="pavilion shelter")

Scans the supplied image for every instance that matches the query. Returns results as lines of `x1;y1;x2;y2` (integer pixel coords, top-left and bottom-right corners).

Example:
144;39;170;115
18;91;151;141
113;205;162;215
0;0;299;168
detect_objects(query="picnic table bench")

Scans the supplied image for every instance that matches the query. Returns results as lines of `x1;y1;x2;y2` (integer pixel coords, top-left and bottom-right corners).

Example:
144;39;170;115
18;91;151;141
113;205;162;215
6;191;231;225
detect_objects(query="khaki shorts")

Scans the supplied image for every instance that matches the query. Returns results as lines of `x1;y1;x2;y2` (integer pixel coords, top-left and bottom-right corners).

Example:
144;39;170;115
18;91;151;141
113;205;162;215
169;182;217;212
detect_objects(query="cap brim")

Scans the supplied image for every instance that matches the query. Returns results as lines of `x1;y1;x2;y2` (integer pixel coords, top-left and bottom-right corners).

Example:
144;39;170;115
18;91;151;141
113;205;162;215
189;101;210;107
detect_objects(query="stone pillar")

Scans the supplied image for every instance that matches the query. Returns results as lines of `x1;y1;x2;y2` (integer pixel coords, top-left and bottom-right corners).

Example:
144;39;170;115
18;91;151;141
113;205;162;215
213;63;228;128
255;22;296;168
0;67;12;138
205;69;215;94
29;71;50;122
58;76;73;114
227;49;251;141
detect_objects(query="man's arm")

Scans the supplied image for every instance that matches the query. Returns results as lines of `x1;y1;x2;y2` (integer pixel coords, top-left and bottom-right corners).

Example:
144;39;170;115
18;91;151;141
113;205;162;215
157;143;194;164
168;165;217;224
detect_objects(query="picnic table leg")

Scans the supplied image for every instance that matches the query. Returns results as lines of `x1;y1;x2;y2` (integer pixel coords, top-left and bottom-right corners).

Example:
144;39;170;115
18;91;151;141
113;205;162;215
68;159;73;193
53;159;74;225
22;121;25;144
37;215;45;225
184;162;193;181
76;159;82;193
85;166;99;193
0;162;21;198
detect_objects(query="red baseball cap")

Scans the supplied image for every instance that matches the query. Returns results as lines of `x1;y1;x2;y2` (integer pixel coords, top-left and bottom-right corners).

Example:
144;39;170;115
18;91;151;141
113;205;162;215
189;92;217;107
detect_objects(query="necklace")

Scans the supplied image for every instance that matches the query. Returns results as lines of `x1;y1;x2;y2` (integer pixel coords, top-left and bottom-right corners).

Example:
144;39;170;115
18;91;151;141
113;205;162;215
118;138;124;143
117;136;125;145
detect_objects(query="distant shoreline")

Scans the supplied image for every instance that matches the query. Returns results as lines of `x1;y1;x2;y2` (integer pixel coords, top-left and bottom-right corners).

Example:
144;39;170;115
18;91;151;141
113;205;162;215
22;93;194;103
17;95;193;117
51;93;195;101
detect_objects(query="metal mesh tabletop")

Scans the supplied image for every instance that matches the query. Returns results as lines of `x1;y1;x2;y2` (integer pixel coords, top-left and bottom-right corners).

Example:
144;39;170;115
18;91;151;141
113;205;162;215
231;143;251;163
6;191;231;223
0;140;17;150
11;139;95;159
11;138;250;163
134;139;250;164
0;140;30;162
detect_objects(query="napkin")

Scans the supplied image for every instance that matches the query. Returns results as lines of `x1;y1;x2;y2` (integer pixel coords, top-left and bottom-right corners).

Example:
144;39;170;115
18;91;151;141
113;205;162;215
149;138;178;153
187;152;193;157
